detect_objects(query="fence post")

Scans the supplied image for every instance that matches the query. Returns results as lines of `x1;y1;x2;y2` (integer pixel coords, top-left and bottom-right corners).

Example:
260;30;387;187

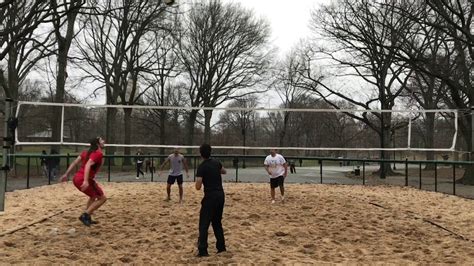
404;158;408;186
48;160;51;185
319;160;323;184
66;153;70;169
151;156;154;182
107;157;111;182
434;162;438;192
235;158;239;183
419;162;422;189
193;157;197;182
362;161;366;185
27;156;30;189
452;163;456;195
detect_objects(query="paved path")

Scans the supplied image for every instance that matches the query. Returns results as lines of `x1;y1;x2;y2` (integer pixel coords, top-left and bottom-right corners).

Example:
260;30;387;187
5;165;473;199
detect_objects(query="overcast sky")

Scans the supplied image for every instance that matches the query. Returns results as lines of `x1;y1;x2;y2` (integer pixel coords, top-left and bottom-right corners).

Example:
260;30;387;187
226;0;332;56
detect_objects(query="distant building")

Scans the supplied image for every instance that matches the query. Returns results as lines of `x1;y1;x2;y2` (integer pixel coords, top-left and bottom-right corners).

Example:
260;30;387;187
26;128;71;142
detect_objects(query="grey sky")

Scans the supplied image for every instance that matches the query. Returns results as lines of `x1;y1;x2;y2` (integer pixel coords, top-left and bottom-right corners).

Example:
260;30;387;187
228;0;331;56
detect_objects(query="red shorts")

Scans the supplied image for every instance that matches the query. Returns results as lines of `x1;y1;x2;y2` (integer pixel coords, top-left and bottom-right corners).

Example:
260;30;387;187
73;175;105;199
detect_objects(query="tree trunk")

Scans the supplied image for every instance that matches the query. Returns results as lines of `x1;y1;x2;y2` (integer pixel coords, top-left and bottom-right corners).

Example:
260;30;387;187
186;110;198;154
51;42;68;152
105;107;117;165
51;0;81;153
159;109;166;156
376;111;394;177
5;2;18;101
461;165;474;185
458;109;474;185
279;111;290;146
123;108;133;165
204;109;212;144
7;46;18;172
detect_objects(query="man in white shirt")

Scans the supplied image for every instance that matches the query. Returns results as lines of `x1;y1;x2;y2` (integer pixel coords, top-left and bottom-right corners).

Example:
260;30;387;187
159;148;190;203
264;149;288;204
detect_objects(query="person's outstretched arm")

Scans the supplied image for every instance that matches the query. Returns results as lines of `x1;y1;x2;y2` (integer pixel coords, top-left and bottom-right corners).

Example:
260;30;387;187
60;156;81;182
158;158;170;176
195;177;203;190
183;157;190;178
81;159;96;191
264;164;271;176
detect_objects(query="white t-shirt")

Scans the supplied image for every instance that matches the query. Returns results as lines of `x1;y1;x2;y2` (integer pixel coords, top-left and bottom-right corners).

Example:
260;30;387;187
168;154;185;176
264;154;286;178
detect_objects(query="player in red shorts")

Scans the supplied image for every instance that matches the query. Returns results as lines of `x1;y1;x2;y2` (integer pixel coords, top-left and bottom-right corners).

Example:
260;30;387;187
60;137;107;226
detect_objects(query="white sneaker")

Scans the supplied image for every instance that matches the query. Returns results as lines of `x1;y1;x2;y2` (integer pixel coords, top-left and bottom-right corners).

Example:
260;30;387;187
281;196;285;203
135;176;140;180
271;200;275;204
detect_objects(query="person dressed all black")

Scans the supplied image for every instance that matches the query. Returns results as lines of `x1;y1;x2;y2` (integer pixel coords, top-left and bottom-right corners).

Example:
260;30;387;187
289;159;296;174
145;153;155;174
48;149;60;181
40;150;48;177
195;144;227;257
135;149;145;179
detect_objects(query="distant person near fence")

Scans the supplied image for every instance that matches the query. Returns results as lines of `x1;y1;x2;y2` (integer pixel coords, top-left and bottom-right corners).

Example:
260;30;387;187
135;149;145;179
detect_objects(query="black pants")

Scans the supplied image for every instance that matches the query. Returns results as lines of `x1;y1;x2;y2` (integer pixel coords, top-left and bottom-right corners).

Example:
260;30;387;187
290;164;296;173
136;162;144;177
146;164;155;173
198;191;225;254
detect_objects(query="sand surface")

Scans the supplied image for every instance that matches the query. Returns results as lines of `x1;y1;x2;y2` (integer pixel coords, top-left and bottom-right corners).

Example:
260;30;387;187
1;182;473;264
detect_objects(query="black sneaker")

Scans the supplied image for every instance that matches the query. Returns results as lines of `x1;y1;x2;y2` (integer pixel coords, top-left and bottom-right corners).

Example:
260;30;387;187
197;252;209;257
79;213;91;226
217;248;226;253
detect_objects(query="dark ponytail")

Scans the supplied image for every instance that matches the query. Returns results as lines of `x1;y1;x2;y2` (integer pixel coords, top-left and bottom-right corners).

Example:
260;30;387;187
86;137;101;167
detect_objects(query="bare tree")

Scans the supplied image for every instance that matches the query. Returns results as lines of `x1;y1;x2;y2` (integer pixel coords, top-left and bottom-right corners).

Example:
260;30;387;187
390;0;473;183
49;0;84;151
399;6;451;166
0;0;54;63
177;0;272;145
140;83;188;145
216;95;259;166
272;49;310;146
0;1;57;100
74;0;172;157
302;0;415;177
139;14;181;156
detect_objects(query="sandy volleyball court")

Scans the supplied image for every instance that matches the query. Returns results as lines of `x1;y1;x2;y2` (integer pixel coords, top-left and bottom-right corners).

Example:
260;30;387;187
0;182;473;264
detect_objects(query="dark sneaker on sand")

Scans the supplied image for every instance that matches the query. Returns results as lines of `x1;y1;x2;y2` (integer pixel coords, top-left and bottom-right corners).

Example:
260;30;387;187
79;213;91;226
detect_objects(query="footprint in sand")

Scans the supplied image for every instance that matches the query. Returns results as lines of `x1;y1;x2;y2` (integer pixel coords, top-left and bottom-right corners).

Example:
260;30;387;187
248;214;260;219
298;248;314;254
4;241;16;247
119;257;132;263
275;231;289;237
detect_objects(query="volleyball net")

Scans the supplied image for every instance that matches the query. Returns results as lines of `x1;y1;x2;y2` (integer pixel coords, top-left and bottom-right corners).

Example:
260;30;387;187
14;101;459;155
